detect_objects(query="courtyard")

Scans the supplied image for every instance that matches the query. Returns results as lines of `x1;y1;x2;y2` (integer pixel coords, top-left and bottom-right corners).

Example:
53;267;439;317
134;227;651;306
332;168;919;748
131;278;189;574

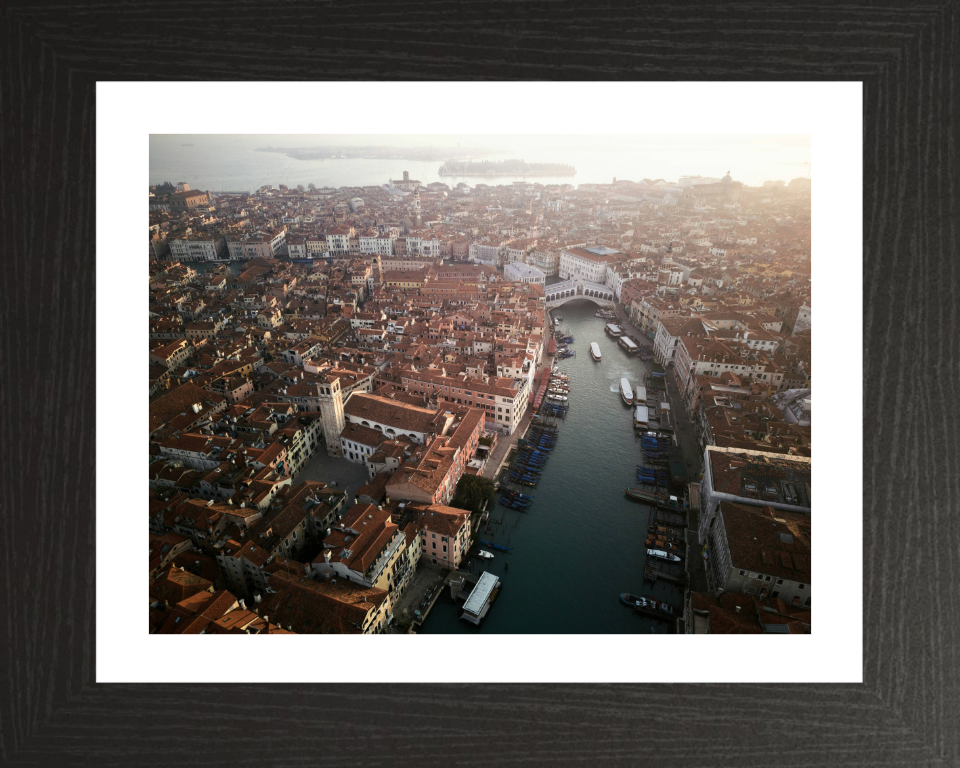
293;442;372;507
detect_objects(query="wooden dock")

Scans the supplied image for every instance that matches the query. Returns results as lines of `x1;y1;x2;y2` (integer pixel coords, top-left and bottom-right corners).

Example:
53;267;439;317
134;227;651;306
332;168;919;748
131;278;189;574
631;602;680;625
645;564;689;588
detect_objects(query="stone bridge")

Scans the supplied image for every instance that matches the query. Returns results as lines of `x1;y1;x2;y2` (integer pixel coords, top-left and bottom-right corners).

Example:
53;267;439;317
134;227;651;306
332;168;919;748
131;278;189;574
545;279;615;308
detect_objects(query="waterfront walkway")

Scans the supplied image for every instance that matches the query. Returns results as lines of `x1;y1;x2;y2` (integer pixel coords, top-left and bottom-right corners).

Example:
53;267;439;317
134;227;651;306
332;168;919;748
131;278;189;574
613;302;710;598
391;564;446;633
479;361;546;480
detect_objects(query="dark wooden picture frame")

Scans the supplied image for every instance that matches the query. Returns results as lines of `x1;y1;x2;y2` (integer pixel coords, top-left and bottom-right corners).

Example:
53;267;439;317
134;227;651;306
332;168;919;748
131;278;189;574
2;2;956;765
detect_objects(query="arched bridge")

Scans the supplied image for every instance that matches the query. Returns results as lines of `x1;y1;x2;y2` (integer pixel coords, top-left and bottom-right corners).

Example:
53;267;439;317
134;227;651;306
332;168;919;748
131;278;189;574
545;279;615;308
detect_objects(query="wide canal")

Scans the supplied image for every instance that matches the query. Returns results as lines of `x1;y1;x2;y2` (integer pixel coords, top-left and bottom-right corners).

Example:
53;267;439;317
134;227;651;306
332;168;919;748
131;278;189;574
420;299;687;634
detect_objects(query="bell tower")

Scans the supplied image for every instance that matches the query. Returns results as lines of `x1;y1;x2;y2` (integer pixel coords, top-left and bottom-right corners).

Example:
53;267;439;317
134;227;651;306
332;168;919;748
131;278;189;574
412;188;422;228
318;374;345;456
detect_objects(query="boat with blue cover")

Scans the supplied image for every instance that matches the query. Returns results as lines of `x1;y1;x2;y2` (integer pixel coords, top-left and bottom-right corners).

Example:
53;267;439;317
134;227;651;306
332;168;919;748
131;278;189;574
479;540;513;552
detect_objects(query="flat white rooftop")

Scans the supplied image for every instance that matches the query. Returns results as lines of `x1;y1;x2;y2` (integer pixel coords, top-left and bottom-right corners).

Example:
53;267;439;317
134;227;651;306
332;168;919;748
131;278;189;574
462;571;499;616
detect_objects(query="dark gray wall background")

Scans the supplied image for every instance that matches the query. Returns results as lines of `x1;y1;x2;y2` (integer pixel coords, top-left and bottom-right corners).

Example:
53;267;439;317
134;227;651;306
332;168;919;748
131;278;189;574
1;1;956;765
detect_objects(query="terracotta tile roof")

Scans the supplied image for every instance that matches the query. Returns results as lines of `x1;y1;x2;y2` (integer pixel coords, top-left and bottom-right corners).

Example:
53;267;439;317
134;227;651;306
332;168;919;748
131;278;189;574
150;566;213;605
720;502;811;582
259;571;387;634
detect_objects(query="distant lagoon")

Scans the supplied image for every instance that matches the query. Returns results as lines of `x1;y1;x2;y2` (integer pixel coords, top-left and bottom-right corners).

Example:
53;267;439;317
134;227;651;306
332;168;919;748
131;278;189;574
150;135;811;192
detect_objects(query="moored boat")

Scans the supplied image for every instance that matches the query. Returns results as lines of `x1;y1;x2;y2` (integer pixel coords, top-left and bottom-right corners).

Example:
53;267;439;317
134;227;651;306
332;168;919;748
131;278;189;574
620;592;653;608
479;540;513;552
620;378;634;405
626;485;684;509
604;323;623;337
647;548;682;563
477;550;495;559
547;394;568;402
590;342;602;361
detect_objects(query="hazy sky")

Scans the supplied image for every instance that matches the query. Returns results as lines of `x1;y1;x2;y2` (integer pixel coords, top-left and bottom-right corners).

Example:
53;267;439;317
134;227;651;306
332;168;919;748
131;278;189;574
177;133;807;152
151;134;811;188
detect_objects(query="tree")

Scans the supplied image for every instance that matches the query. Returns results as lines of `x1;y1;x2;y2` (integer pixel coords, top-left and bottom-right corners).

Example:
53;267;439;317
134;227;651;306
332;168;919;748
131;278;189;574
297;184;305;192
451;475;495;515
308;183;317;191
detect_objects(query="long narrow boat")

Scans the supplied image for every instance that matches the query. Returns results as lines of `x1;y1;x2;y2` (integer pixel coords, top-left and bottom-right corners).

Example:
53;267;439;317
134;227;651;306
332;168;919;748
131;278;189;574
624;487;684;510
620;378;634;405
620;592;654;609
479;540;513;552
647;548;682;563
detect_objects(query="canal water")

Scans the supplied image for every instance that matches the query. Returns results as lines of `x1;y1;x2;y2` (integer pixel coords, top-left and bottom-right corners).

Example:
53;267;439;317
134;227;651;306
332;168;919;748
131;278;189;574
420;299;686;634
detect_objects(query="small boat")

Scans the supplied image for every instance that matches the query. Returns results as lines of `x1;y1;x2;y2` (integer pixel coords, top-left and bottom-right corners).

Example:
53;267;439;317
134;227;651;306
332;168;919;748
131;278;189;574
547;394;568;402
620;592;653;609
479;540;513;552
625;486;668;503
590;343;602;361
647;548;682;563
620;378;634;405
477;550;495;559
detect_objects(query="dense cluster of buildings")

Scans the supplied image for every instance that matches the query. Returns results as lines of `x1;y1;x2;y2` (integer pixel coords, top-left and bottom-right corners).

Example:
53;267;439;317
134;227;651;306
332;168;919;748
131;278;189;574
148;168;811;635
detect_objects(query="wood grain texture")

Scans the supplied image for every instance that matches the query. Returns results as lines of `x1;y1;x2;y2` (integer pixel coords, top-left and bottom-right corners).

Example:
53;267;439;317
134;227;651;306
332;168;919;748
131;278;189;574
1;1;957;765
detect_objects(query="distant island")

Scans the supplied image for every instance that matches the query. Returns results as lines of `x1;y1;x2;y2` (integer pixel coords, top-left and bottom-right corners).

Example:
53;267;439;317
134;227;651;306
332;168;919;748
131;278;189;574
255;145;500;162
439;159;576;177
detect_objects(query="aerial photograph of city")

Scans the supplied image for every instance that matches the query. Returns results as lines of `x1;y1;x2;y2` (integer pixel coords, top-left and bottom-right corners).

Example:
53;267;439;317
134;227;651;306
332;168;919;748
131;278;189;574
148;134;812;635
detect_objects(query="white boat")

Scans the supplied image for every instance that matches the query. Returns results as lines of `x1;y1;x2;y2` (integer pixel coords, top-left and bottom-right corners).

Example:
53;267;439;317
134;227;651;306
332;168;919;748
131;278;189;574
604;323;623;337
477;550;495;559
590;343;602;361
647;548;681;563
547;394;568;402
620;378;634;405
